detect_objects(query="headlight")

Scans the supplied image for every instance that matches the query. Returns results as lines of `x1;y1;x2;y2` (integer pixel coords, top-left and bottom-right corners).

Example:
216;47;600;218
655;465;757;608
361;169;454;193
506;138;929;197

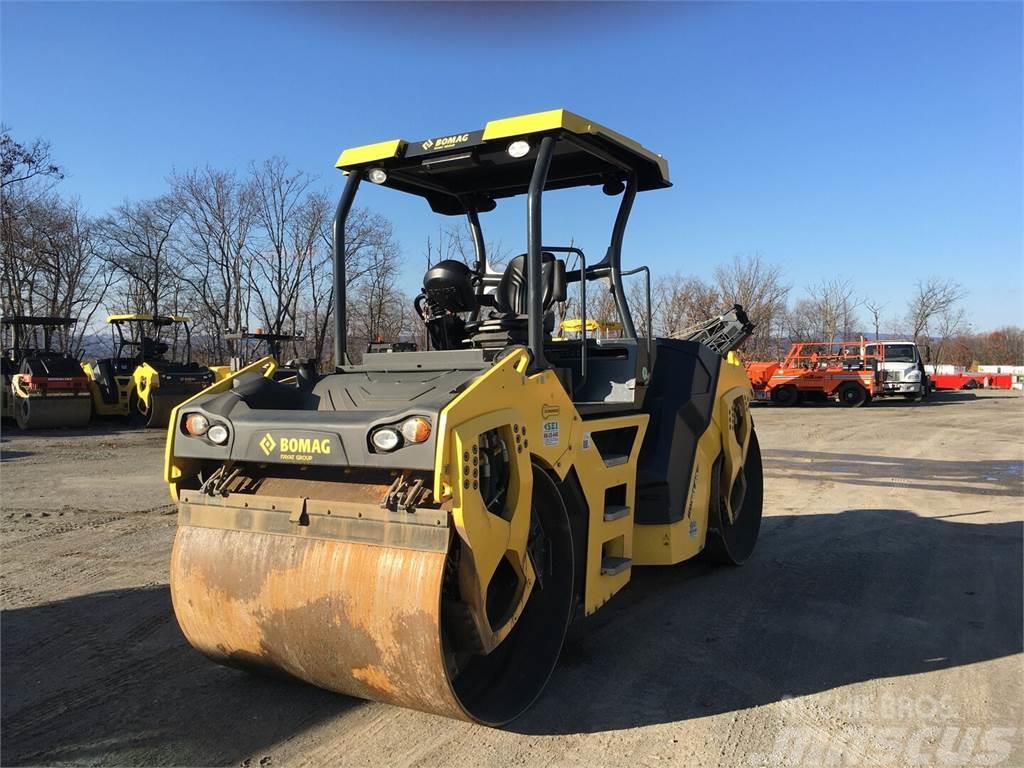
906;370;921;381
184;412;209;436
207;424;230;445
400;417;431;444
371;427;402;452
507;140;531;158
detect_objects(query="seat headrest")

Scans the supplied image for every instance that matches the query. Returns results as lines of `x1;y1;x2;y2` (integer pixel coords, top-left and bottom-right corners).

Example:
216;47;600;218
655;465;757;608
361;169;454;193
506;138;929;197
495;253;566;315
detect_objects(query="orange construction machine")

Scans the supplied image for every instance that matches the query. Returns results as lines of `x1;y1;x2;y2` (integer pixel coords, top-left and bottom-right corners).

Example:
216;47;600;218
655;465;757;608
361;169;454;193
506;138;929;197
747;342;883;407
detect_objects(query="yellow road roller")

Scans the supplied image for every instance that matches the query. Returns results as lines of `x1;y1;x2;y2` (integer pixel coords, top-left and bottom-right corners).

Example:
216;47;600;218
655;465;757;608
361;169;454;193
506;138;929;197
166;109;763;725
82;314;214;428
2;315;92;429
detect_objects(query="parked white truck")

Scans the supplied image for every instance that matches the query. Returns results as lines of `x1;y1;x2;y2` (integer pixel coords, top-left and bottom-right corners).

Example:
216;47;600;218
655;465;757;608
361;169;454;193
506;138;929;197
864;340;929;401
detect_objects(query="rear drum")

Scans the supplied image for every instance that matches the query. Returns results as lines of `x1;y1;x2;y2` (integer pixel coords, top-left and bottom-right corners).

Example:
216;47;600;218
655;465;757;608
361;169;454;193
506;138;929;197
705;428;763;565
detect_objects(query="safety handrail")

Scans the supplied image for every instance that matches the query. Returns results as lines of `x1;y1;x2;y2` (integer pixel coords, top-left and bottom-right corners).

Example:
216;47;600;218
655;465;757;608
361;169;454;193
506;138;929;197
545;246;588;383
619;265;652;363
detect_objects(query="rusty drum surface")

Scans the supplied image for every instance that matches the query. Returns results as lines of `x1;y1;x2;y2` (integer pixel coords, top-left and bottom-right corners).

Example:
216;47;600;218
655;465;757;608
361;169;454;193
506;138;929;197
170;524;468;720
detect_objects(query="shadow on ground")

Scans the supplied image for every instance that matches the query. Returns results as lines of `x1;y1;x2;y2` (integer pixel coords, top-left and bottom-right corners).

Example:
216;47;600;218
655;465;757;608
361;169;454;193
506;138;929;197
0;449;34;462
870;391;981;407
763;450;1023;497
1;420;146;440
513;509;1021;734
752;391;994;409
2;510;1021;762
1;587;354;767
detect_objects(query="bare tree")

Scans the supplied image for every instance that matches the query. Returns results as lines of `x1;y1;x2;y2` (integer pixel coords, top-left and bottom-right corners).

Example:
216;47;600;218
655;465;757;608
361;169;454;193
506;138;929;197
34;198;113;353
784;298;819;343
864;300;886;341
246;157;315;335
172;167;257;361
907;278;967;343
304;203;398;366
0;127;63;198
799;278;860;344
1;194;111;352
713;253;789;359
930;307;970;366
1;130;113;355
580;279;620;330
98;195;181;318
347;234;409;361
1;127;67;318
422;221;512;273
652;274;721;337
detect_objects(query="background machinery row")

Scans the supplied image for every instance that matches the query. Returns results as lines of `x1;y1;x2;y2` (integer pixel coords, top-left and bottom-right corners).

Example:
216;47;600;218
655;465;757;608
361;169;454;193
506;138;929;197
744;339;930;407
1;315;305;430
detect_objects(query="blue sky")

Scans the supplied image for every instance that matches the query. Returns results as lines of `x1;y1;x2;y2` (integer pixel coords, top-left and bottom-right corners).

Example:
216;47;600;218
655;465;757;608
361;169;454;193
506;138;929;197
3;1;1021;331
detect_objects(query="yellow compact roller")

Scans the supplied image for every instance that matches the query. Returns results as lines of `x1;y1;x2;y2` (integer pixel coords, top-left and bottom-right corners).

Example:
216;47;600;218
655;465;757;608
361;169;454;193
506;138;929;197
83;314;214;428
166;109;764;724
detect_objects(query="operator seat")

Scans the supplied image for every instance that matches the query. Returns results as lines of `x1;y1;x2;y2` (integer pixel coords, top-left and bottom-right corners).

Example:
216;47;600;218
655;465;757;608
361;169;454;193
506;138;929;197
141;336;169;360
91;358;122;404
470;252;566;348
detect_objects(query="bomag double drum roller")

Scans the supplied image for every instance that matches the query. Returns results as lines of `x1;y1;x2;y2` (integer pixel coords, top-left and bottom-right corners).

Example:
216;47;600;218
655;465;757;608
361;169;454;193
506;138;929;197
82;314;214;428
2;316;92;429
166;110;764;724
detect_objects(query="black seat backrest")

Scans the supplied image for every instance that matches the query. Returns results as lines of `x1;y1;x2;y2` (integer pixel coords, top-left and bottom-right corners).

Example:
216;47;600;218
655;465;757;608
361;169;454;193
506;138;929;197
21;354;83;378
494;253;566;315
91;358;120;403
141;336;169;360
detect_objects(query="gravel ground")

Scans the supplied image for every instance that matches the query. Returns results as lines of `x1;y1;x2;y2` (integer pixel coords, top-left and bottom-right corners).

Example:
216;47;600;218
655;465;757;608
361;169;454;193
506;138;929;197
1;391;1021;768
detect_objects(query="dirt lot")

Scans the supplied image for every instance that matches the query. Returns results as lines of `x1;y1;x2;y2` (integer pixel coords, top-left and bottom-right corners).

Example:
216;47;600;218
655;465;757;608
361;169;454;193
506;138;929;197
1;391;1021;768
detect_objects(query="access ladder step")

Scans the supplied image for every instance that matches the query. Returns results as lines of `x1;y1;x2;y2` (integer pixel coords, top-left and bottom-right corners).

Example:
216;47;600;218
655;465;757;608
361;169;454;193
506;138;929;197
602;453;629;467
603;504;631;522
601;556;632;576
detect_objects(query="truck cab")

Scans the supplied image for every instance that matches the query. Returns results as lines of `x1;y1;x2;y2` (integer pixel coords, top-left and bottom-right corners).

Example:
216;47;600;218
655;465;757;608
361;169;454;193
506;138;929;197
865;341;928;400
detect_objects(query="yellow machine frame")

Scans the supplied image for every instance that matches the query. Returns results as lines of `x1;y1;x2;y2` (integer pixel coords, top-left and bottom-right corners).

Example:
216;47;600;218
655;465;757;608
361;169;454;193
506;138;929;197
167;350;755;617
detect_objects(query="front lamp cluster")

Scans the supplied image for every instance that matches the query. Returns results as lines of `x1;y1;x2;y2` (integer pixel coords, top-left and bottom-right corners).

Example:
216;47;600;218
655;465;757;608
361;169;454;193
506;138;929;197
370;416;432;453
184;412;230;445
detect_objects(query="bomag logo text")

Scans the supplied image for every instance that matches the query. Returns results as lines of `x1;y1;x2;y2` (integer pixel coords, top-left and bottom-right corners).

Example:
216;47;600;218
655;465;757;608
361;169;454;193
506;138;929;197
279;437;332;454
260;432;332;460
429;134;470;150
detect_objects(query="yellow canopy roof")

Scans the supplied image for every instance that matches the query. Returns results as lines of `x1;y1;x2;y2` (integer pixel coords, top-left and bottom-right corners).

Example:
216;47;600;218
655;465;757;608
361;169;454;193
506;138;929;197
560;318;624;334
334;109;671;215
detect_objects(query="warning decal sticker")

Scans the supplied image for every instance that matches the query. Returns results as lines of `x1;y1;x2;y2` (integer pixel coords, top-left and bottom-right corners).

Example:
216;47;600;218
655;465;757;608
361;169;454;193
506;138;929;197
542;404;561;447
